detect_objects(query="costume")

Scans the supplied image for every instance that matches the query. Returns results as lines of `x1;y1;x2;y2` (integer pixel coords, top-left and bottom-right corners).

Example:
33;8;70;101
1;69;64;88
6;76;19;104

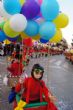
15;77;58;110
15;77;49;103
7;61;23;76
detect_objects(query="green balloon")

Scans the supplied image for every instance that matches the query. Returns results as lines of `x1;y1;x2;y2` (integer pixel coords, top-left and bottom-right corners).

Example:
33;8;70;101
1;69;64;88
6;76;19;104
3;21;20;38
0;22;5;30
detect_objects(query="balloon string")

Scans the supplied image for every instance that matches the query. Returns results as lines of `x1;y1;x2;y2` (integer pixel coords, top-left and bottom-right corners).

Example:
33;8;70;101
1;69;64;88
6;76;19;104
6;39;9;75
22;37;24;74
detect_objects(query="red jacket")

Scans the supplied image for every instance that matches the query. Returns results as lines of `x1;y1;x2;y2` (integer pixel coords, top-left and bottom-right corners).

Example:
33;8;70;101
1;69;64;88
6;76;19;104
15;77;49;103
7;61;23;76
15;77;58;110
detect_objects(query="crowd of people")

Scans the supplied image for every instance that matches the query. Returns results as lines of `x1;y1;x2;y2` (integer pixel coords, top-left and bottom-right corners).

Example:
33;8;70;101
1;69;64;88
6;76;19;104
64;47;73;64
0;40;67;57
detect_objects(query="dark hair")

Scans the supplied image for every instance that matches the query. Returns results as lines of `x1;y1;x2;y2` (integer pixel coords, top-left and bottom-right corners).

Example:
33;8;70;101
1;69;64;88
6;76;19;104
31;64;44;80
15;54;22;60
11;59;15;64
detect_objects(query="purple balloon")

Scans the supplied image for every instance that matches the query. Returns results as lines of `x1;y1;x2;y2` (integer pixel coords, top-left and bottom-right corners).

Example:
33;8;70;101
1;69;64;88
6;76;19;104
7;36;19;42
21;0;40;19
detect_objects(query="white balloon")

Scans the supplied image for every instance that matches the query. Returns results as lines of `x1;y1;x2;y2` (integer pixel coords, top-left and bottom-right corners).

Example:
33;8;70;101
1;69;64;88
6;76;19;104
0;1;12;19
9;14;27;32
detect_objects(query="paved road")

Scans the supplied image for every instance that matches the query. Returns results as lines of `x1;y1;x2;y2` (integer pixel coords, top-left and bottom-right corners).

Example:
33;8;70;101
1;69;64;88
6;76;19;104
0;55;73;110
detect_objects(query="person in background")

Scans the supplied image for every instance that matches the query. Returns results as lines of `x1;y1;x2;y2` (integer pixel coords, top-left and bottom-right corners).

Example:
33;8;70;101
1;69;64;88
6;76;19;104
7;55;23;76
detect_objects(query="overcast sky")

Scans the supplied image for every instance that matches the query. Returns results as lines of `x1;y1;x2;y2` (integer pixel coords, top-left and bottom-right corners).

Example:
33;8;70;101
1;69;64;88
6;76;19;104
57;0;73;45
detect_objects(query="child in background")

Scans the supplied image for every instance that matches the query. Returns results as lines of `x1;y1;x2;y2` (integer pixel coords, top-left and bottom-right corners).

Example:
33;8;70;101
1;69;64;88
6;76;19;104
7;55;23;76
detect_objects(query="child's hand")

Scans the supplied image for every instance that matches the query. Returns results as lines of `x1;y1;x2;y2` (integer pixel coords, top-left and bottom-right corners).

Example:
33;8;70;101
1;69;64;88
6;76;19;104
49;95;57;103
19;77;24;84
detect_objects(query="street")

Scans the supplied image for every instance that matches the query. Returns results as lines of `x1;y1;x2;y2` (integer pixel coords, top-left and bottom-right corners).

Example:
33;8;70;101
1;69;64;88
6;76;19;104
0;55;73;110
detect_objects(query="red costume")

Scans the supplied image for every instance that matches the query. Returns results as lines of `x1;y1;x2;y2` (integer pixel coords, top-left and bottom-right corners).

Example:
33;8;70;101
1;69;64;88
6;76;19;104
7;61;23;76
15;77;49;103
15;77;58;110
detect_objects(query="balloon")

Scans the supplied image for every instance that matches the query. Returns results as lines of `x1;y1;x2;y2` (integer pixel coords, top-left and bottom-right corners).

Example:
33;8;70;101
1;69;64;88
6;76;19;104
0;1;12;19
21;33;40;41
24;20;39;36
40;38;49;43
38;0;42;5
21;0;40;19
10;14;27;32
32;34;40;41
53;13;69;28
50;29;62;43
20;32;29;39
4;39;11;44
3;21;20;38
3;0;21;15
7;36;19;42
39;21;56;40
0;21;5;30
20;0;25;6
23;38;33;47
33;12;42;20
35;0;42;5
70;49;73;54
35;17;44;24
0;30;6;42
41;0;59;20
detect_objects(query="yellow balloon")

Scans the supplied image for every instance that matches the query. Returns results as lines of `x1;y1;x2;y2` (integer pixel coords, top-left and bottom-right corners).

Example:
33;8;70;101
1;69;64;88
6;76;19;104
20;0;25;6
32;39;36;42
50;29;62;43
70;49;73;53
32;34;40;41
21;33;40;41
20;32;29;39
53;13;69;28
3;21;20;38
4;39;11;44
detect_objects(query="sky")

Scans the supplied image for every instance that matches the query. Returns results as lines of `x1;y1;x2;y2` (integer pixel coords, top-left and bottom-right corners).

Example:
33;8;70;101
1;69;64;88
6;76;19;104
57;0;73;45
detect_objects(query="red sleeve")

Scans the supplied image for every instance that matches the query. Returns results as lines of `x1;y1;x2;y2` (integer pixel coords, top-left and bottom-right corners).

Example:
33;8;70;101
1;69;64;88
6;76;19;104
15;83;22;93
23;78;29;89
15;78;29;93
41;80;50;97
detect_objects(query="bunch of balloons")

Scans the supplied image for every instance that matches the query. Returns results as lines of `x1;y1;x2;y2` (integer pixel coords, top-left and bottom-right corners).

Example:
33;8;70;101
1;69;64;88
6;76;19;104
0;0;69;44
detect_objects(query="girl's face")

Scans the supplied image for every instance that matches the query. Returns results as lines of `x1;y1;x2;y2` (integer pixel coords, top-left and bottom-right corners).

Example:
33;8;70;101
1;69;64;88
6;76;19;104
33;69;43;79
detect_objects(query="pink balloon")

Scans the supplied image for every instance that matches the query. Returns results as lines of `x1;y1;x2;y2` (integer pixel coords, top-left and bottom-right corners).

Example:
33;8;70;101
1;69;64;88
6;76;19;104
38;0;42;5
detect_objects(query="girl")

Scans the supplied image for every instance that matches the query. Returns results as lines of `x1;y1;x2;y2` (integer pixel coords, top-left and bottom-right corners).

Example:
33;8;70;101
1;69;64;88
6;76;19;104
15;64;58;110
7;55;23;76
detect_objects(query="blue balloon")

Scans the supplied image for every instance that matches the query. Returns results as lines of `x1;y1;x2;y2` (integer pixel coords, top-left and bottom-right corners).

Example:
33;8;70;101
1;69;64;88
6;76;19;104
21;0;40;19
0;31;6;42
3;0;21;15
39;21;56;40
40;38;49;43
24;20;39;36
6;36;19;42
41;0;59;20
33;15;41;20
